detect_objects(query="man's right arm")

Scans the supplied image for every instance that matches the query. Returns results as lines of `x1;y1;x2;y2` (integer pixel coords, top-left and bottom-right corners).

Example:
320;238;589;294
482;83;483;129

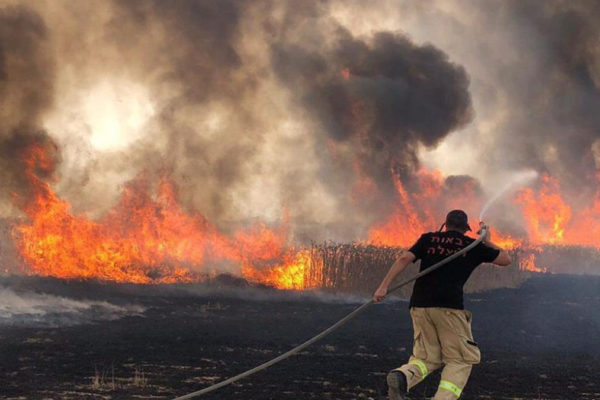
372;250;416;302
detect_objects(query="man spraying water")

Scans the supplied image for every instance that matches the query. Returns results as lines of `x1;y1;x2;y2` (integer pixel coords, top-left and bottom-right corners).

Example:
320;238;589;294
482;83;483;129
174;209;516;400
374;210;512;400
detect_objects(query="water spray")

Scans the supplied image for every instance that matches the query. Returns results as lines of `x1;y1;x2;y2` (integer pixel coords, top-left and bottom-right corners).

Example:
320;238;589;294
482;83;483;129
172;226;489;399
479;170;539;221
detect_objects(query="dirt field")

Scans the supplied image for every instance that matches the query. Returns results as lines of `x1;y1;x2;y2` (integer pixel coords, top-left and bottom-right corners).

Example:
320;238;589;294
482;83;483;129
0;274;598;400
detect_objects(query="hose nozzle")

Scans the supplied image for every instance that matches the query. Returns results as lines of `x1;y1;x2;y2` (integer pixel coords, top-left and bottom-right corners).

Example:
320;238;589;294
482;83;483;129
477;222;489;242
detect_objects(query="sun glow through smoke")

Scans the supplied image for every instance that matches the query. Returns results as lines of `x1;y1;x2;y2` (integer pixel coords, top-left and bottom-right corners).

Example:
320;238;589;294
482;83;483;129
83;80;155;151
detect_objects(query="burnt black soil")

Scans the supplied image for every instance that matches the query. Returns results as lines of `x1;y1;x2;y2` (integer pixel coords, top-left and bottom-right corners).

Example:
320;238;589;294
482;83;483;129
0;274;599;400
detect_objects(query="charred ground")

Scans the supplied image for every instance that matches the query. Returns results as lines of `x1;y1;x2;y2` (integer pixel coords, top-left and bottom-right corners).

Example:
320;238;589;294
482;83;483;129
0;274;598;400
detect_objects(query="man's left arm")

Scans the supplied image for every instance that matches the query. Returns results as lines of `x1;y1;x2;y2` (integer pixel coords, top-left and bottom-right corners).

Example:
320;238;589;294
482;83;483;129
373;250;416;302
480;223;512;266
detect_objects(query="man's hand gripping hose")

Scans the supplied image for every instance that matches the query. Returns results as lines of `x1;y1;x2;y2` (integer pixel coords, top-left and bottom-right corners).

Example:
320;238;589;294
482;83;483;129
171;226;489;400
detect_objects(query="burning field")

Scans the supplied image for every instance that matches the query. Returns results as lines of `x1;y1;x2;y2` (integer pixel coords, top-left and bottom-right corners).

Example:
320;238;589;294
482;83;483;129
1;0;600;287
3;143;598;289
1;0;600;399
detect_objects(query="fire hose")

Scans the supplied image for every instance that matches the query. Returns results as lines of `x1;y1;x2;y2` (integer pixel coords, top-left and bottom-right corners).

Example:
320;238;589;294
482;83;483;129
172;226;489;400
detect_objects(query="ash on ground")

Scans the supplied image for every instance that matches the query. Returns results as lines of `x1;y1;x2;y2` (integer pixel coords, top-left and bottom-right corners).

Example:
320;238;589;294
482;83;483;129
0;274;598;400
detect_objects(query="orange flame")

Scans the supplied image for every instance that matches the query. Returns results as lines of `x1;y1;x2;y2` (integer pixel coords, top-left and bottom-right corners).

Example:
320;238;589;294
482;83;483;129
368;170;435;247
16;171;216;283
341;68;351;80
368;168;481;247
241;249;314;290
13;142;304;285
11;143;599;288
519;253;546;273
489;227;523;250
514;174;571;245
564;173;600;247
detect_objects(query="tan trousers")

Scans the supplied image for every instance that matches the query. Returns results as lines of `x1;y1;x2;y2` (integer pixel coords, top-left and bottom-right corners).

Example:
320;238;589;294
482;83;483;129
394;307;481;399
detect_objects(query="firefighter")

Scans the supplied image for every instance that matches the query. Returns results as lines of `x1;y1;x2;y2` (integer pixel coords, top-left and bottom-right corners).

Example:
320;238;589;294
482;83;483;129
373;210;512;400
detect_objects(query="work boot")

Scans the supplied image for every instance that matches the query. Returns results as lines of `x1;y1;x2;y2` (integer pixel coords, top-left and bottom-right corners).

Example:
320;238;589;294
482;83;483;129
387;370;408;400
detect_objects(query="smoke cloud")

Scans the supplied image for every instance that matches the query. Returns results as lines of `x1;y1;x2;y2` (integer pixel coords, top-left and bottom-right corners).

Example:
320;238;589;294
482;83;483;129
481;0;600;193
0;285;144;327
338;0;600;198
0;0;476;243
271;26;472;214
0;5;58;214
0;0;598;247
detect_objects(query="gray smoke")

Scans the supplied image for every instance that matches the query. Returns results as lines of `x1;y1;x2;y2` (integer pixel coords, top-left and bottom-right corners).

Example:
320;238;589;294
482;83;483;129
0;0;476;243
0;285;144;327
104;0;473;237
485;0;600;194
343;0;600;200
1;0;598;249
271;26;472;214
0;5;58;212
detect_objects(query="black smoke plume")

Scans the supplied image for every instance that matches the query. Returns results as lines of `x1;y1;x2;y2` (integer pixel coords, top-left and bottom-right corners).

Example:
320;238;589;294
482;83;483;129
492;0;600;193
0;6;57;208
272;28;472;201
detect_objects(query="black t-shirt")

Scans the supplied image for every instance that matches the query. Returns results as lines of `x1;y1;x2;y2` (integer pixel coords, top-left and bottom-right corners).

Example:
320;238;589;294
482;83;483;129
408;230;500;310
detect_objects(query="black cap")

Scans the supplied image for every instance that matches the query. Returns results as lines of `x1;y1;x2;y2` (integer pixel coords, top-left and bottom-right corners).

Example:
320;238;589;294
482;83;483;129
445;209;471;231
